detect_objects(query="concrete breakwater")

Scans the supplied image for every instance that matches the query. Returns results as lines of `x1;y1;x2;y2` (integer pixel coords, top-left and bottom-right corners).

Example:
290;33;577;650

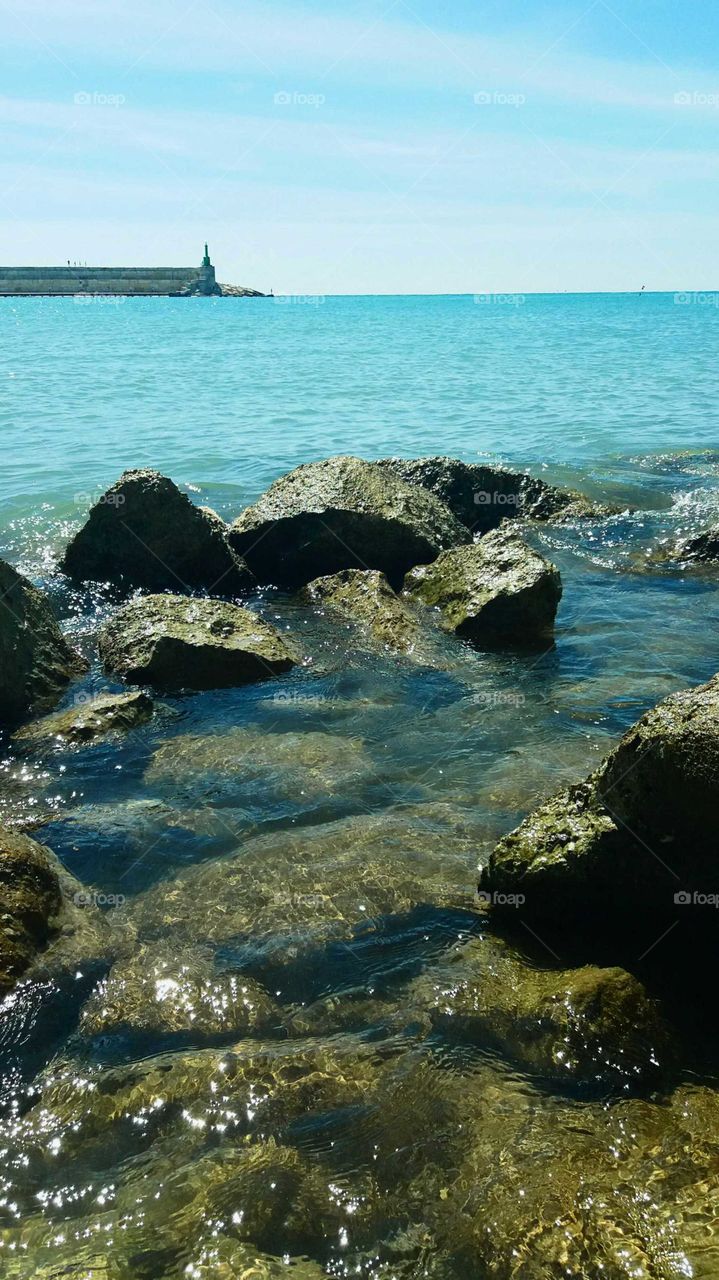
0;246;263;297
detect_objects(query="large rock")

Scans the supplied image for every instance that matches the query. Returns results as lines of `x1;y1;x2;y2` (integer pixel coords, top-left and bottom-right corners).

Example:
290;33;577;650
410;935;671;1088
0;825;62;993
300;568;420;654
0;558;86;728
60;469;251;595
377;455;622;533
481;673;719;937
98;594;296;690
13;689;154;747
228;455;470;588
404;527;562;645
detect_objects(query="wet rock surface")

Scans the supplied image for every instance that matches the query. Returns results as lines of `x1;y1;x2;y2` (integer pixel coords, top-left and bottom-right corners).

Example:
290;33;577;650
300;567;421;654
13;690;154;748
0;825;62;993
377;454;623;532
99;593;296;690
676;524;719;562
79;942;281;1042
410;935;672;1089
404;526;562;646
6;452;719;1280
0;558;86;728
123;808;480;964
482;673;719;937
229;454;470;587
60;469;251;595
144;726;375;819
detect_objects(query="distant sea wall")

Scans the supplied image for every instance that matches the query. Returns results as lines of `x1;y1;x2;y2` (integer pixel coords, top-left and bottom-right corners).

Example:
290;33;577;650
0;265;220;296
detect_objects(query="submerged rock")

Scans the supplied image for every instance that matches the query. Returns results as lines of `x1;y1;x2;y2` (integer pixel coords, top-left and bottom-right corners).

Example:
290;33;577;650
99;594;296;691
229;454;469;587
411;935;671;1088
300;568;420;654
431;1074;719;1279
481;673;719;937
79;943;280;1041
0;558;86;728
404;527;562;646
59;469;251;595
124;809;479;962
0;825;62;993
13;690;154;747
377;454;622;533
145;726;372;814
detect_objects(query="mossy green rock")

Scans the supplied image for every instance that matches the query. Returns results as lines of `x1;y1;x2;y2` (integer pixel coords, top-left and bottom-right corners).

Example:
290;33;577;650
377;455;622;533
404;527;562;645
593;672;719;862
411;935;670;1087
482;673;719;934
0;558;86;728
60;469;251;595
13;690;154;747
229;455;469;588
300;568;420;654
99;594;296;691
481;782;627;926
0;825;62;992
433;1077;719;1278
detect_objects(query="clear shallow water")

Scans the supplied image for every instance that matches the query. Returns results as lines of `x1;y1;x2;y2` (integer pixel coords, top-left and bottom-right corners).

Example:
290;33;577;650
1;295;719;1276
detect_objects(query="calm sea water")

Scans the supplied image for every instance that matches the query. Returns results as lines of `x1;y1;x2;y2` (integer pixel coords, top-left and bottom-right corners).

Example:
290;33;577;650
1;294;719;1277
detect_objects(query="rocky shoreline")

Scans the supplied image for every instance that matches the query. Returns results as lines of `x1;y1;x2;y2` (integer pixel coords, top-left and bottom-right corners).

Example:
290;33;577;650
1;454;719;1277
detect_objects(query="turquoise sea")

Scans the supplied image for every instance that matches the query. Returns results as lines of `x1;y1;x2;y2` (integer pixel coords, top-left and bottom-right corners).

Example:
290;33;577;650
2;293;719;1277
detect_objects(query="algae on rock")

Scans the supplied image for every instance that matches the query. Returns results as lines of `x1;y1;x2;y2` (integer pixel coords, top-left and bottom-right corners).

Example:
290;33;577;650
0;557;86;728
229;455;470;587
404;527;562;646
99;594;296;691
60;468;251;595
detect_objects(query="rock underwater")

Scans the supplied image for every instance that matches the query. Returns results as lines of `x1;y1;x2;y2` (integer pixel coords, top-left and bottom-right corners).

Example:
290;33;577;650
13;689;154;748
99;594;296;691
228;454;470;587
60;468;251;596
0;557;86;729
0;823;115;995
299;567;422;654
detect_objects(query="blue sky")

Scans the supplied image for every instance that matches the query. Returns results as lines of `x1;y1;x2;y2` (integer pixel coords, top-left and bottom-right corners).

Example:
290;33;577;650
2;0;718;292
